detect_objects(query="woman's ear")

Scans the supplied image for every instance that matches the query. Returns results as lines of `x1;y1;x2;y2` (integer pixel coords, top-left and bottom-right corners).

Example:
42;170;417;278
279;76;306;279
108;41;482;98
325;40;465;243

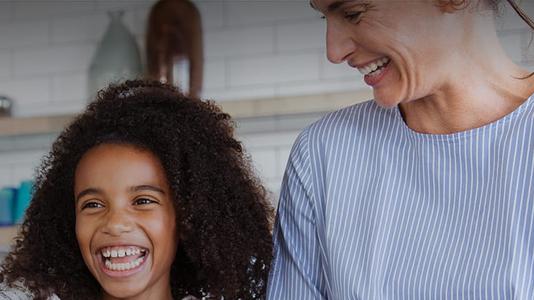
435;0;468;13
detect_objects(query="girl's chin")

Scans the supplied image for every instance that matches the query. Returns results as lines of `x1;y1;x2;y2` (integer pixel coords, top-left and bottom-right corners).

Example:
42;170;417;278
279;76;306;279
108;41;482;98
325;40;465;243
101;282;146;300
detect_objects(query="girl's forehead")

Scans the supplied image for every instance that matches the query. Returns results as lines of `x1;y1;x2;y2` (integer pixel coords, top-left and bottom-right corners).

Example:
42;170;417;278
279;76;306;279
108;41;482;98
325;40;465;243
75;144;169;191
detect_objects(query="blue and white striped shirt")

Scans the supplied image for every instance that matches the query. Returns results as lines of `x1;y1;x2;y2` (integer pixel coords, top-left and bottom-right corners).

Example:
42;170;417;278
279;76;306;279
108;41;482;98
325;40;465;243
267;96;534;299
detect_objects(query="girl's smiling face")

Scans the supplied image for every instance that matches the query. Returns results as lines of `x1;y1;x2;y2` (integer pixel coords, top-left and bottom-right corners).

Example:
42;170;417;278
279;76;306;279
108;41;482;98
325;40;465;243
74;143;177;299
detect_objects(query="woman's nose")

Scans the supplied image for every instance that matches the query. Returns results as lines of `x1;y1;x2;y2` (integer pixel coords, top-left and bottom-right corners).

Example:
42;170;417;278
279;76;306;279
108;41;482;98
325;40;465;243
101;208;133;236
326;21;356;64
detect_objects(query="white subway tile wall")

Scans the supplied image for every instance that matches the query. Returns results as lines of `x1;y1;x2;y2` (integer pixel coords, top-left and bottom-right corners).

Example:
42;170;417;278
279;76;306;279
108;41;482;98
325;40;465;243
229;52;321;86
205;26;275;58
13;44;96;77
51;73;89;104
0;20;49;50
275;20;325;52
203;85;277;102
0;51;11;78
0;1;533;201
204;59;226;90
13;1;95;21
224;1;315;27
51;14;109;44
0;150;44;187
0;2;13;22
0;78;52;110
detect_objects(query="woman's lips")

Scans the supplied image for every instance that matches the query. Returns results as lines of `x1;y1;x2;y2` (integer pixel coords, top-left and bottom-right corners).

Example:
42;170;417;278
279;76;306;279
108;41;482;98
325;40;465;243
364;59;391;87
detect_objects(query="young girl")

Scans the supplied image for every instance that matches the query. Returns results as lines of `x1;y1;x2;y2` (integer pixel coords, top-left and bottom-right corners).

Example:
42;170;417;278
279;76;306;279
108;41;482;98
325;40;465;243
0;80;273;300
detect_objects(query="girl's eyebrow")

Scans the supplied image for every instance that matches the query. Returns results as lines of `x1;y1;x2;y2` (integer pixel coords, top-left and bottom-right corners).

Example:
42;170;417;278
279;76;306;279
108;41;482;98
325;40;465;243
75;185;165;203
129;185;165;195
76;187;103;203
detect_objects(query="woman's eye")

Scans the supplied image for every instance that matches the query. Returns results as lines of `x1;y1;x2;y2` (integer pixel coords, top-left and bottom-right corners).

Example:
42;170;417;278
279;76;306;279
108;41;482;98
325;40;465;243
344;11;363;23
134;198;157;205
82;202;103;210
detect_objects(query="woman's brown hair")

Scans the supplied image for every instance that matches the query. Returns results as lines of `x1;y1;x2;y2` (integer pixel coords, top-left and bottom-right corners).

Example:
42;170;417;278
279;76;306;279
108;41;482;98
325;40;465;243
437;0;534;30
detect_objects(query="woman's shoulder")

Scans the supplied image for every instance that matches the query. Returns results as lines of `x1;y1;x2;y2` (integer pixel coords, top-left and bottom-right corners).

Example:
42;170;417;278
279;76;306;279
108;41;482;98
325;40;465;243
300;99;397;145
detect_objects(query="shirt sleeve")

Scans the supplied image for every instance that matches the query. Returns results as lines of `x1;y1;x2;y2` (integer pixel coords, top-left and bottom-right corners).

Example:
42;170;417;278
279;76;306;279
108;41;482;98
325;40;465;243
0;281;60;300
267;130;327;299
0;281;32;300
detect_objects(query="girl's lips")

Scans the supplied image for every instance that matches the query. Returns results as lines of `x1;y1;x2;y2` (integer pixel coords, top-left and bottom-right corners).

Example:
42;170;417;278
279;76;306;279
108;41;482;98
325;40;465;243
97;250;149;278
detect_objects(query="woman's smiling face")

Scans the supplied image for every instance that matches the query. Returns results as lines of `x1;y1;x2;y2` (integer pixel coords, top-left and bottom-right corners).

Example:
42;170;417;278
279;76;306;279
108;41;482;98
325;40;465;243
312;0;470;107
74;143;177;299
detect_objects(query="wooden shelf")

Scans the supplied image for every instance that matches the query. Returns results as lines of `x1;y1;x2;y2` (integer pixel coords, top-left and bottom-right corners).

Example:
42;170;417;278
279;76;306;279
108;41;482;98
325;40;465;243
0;90;372;137
0;226;19;248
0;114;73;137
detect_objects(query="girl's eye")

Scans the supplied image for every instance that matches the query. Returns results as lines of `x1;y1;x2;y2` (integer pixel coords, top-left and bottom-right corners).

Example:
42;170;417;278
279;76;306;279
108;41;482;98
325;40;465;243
82;202;103;210
134;198;157;206
344;11;363;23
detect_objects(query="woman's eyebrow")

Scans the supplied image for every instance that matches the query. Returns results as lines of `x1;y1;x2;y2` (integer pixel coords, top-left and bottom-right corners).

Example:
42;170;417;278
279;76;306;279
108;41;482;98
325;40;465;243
310;0;363;13
130;185;165;195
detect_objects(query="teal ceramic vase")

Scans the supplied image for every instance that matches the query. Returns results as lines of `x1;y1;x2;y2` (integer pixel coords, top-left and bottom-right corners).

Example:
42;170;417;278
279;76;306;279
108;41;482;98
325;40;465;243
88;11;142;100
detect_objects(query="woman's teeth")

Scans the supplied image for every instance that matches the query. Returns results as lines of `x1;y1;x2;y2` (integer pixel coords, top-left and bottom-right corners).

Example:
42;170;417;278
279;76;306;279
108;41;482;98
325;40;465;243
358;57;390;76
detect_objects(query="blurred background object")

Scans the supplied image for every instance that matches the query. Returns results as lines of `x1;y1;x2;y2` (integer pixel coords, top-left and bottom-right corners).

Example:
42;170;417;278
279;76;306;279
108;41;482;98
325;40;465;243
0;96;13;117
0;181;33;262
12;180;32;225
0;187;16;226
88;10;142;99
146;0;203;98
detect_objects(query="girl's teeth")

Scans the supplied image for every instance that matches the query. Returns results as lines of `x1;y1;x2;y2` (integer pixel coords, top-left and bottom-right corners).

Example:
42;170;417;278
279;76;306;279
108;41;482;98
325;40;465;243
104;256;144;272
101;247;145;258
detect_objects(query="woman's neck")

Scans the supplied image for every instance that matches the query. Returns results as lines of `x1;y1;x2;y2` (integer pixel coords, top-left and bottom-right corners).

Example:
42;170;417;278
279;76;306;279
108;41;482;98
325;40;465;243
399;14;534;134
399;71;534;134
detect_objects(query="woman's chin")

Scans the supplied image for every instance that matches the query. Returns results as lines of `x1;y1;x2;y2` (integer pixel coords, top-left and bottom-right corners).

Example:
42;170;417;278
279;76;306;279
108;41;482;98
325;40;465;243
373;92;400;109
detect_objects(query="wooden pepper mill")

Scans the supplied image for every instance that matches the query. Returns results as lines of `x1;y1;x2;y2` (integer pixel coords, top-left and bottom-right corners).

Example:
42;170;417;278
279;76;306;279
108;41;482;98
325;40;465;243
146;0;203;98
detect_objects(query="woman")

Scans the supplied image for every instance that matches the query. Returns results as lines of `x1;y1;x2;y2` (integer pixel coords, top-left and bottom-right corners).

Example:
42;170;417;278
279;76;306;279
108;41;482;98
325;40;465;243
0;80;273;299
268;0;534;299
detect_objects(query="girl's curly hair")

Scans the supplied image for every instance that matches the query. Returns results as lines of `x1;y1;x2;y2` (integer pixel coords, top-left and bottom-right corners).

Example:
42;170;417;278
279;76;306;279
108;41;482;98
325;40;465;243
0;80;274;300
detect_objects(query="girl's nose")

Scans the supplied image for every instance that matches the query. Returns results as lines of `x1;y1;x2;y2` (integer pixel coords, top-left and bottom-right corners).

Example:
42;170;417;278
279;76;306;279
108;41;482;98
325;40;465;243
101;209;133;236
